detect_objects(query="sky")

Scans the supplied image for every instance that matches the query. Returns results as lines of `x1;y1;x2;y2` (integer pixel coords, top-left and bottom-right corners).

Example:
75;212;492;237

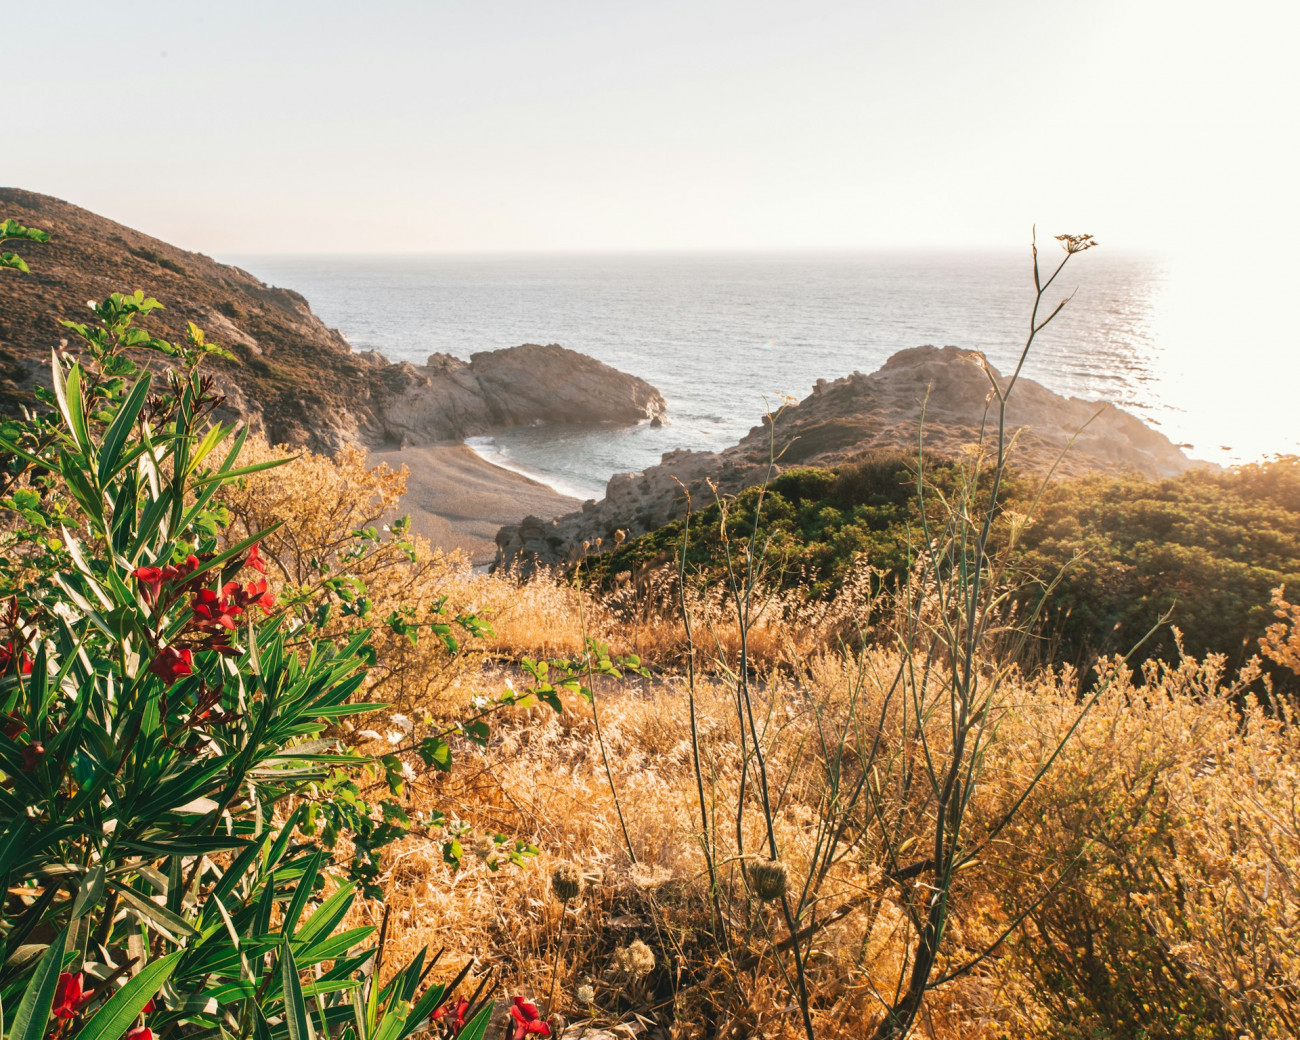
9;0;1297;257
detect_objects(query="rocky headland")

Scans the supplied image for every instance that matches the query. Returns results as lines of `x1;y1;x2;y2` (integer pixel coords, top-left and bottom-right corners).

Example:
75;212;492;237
494;345;1199;572
0;189;664;453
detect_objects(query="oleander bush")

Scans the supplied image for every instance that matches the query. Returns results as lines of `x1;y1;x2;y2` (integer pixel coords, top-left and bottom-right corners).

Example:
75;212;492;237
0;224;514;1040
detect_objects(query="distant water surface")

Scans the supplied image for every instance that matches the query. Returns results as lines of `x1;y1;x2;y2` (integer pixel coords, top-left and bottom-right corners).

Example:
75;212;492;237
230;251;1299;500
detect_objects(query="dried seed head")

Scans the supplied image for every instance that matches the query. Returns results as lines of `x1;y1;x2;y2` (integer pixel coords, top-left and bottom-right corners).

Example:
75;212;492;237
613;528;627;546
750;859;789;902
614;939;655;977
551;861;583;901
575;983;595;1005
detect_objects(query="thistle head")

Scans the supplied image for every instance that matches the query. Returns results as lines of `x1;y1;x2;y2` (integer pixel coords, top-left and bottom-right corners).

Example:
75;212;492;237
750;859;789;902
551;861;583;902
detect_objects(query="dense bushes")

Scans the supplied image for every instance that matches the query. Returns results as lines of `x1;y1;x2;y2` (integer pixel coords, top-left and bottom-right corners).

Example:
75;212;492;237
1018;461;1300;670
588;452;1300;675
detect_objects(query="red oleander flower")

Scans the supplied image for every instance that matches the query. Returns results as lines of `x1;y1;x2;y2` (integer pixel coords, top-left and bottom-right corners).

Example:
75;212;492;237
508;997;550;1039
225;579;273;613
245;542;266;574
142;997;156;1013
0;639;32;675
149;646;194;685
134;555;201;605
133;565;167;603
126;1028;154;1040
191;588;243;630
53;972;89;1019
431;996;469;1033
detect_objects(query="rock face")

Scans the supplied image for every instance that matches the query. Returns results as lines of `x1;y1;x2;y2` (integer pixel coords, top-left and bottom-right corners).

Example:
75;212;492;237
378;345;665;446
0;189;664;452
494;345;1198;572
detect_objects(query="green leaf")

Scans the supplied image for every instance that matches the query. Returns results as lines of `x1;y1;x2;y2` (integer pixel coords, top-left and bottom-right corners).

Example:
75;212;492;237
62;360;91;456
96;372;152;485
294;881;356;945
108;879;200;940
9;931;66;1040
71;952;181;1040
70;864;105;920
418;736;451;772
281;941;311;1040
458;1004;495;1040
398;981;447;1040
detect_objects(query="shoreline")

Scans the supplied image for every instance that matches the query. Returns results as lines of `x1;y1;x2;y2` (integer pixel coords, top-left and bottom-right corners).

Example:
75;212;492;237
369;443;581;567
462;435;604;501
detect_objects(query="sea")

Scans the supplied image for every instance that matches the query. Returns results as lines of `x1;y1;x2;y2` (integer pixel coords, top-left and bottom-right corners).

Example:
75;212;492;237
230;251;1300;502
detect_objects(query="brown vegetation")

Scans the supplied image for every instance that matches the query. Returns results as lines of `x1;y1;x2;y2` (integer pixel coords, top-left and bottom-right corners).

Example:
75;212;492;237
212;439;1300;1039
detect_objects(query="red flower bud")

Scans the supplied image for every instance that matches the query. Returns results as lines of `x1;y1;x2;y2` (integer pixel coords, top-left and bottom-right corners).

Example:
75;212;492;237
0;639;32;675
20;742;44;772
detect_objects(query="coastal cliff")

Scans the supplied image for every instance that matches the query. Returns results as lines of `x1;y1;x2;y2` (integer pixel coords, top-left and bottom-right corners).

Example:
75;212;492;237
0;189;664;452
494;345;1198;571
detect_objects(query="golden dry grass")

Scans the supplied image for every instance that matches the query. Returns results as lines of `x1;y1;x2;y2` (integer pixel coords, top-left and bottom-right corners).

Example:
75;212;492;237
219;441;1300;1039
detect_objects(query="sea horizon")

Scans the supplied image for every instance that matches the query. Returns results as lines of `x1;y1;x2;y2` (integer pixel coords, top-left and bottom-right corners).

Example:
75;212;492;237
231;248;1299;500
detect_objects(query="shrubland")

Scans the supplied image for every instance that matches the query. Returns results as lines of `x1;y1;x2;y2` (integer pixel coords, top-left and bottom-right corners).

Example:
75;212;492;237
587;452;1300;681
3;221;1298;1040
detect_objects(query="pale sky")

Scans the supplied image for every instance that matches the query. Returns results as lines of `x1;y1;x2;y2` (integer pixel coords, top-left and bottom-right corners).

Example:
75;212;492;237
8;0;1298;257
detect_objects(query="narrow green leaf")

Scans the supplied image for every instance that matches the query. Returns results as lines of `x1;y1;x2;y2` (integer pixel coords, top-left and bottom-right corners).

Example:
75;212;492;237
399;980;446;1040
71;952;181;1040
458;1004;495;1040
294;882;356;946
70;864;105;920
281;941;311;1040
283;853;323;939
108;879;200;939
373;1010;407;1040
9;930;65;1040
97;372;152;485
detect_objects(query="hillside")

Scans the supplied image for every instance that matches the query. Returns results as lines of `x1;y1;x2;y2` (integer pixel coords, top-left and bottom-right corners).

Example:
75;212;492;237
0;189;664;453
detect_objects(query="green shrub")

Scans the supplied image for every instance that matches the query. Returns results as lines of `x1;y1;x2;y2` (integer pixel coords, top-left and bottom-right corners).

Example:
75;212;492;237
589;449;1300;674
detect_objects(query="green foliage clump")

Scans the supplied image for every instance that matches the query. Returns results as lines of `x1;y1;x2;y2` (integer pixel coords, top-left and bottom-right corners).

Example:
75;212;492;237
1020;460;1300;670
588;454;958;602
590;447;1300;673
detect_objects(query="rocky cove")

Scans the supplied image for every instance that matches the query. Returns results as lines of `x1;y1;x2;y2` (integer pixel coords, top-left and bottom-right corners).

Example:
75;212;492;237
493;345;1198;572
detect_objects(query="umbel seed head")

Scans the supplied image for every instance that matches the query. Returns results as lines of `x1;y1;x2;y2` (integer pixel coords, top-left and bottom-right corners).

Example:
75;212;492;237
614;939;655;977
551;861;583;901
750;859;789;902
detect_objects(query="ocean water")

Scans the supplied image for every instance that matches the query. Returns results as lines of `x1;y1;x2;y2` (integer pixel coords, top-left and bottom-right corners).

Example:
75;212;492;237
231;251;1300;501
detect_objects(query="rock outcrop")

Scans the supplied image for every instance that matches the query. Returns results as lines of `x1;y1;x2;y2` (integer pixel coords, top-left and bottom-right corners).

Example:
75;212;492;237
377;345;665;446
494;345;1198;572
0;189;663;452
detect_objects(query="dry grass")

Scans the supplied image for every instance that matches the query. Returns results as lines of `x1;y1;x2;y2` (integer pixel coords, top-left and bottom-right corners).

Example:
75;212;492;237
217;442;1300;1039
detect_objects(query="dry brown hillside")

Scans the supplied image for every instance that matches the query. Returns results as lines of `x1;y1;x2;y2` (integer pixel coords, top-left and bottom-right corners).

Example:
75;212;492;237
0;188;664;453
